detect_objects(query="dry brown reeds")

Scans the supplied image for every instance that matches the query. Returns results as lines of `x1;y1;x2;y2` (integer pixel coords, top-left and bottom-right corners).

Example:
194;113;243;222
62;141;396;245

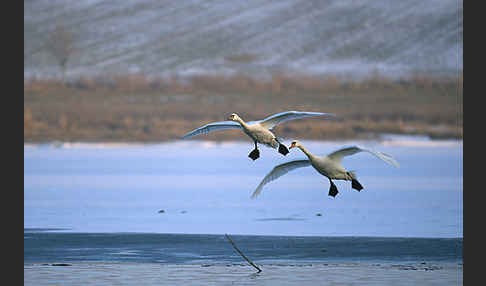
24;72;463;143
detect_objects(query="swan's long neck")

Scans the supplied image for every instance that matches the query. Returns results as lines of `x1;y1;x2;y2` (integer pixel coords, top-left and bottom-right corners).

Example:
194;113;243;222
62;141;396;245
235;117;249;129
298;145;314;159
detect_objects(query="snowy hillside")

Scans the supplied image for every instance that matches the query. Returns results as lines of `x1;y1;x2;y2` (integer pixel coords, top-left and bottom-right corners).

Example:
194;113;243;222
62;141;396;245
24;0;463;80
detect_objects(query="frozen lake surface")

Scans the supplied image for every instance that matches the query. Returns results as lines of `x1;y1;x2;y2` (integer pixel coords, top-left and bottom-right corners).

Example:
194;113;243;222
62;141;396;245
24;135;462;238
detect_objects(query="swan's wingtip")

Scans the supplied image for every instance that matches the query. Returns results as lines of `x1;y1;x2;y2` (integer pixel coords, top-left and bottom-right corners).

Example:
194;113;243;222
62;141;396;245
181;132;197;139
310;111;337;118
385;158;400;168
250;190;261;199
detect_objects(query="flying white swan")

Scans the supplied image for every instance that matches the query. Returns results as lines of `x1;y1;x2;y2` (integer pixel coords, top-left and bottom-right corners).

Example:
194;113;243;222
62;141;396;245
251;140;399;198
181;111;335;160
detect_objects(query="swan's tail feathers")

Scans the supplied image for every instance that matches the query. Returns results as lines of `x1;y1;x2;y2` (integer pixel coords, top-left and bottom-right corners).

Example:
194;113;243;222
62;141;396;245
328;180;339;197
276;136;287;143
278;143;289;156
351;178;363;191
346;171;358;180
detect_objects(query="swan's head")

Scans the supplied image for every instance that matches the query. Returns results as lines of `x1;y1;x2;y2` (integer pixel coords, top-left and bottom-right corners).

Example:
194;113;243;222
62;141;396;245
228;113;240;121
289;140;302;149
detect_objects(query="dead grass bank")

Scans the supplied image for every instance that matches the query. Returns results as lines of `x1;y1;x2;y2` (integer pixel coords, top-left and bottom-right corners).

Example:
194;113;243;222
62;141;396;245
24;72;463;143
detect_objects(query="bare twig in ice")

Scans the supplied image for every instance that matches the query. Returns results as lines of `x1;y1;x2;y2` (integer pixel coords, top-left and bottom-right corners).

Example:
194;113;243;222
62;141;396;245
225;233;262;273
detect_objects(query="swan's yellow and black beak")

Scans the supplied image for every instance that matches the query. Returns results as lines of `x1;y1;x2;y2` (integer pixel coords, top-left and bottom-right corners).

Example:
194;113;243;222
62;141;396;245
228;114;236;121
289;142;297;149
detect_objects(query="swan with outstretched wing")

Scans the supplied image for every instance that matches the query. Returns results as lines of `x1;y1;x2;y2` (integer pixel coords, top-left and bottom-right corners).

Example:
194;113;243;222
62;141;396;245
181;111;335;160
251;141;399;198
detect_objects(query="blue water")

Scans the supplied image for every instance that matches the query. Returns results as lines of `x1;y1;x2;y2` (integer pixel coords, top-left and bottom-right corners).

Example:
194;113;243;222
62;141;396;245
24;229;462;264
24;136;463;238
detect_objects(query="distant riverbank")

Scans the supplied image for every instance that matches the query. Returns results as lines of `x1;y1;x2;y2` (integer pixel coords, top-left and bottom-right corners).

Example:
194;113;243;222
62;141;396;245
24;74;462;143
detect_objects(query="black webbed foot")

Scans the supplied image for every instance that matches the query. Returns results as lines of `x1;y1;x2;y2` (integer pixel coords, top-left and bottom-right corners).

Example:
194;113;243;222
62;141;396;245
248;148;260;160
328;180;339;197
278;143;289;156
351;179;363;191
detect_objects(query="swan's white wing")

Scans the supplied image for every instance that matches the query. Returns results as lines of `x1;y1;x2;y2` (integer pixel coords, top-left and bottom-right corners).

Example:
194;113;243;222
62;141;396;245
256;111;335;130
251;159;311;199
328;146;400;167
181;121;241;139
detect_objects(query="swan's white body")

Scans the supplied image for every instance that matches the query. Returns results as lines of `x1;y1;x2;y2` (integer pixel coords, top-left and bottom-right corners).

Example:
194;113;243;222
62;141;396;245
251;141;399;198
240;120;280;149
182;111;334;159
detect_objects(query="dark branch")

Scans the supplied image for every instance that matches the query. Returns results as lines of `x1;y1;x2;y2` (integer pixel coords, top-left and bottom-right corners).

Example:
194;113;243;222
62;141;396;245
225;233;262;273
